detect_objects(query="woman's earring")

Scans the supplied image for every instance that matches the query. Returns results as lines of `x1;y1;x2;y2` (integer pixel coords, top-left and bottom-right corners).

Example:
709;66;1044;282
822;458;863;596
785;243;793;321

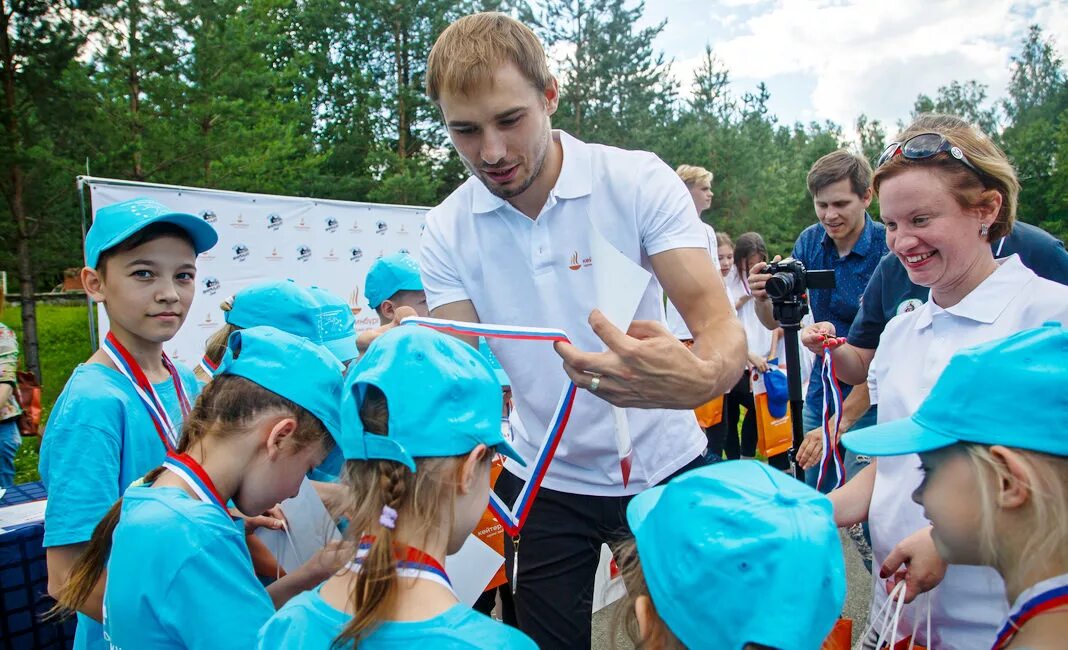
979;223;990;237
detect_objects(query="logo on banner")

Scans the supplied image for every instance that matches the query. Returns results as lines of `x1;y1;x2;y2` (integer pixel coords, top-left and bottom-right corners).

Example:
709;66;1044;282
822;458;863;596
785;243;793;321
265;247;283;262
201;277;221;295
322;248;339;262
349;288;363;315
168;347;185;363
267;213;283;231
398;224;409;235
349;220;363;233
376;220;388;235
324;217;339;233
350;247;364;262
232;244;249;262
420;223;427;233
295;217;310;232
230;213;249;229
568;251;593;270
297;245;312;262
200;210;217;224
398;247;411;255
198;312;218;329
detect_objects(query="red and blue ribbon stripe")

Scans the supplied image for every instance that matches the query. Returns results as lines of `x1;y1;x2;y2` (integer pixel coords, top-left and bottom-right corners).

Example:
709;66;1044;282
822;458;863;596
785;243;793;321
199;354;219;377
350;535;454;594
816;345;846;490
403;316;576;537
102;332;191;452
161;451;229;514
992;575;1068;649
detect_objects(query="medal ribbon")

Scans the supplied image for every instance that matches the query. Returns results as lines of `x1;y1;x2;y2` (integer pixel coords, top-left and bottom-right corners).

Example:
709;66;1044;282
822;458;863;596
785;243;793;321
402;317;576;537
816;345;846;490
102;332;192;452
161;451;229;514
992;574;1068;649
199;354;219;377
348;536;454;594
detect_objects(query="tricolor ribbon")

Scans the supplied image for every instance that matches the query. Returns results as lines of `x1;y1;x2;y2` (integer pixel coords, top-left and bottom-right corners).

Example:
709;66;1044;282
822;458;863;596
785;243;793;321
101;332;192;453
992;574;1068;649
403;317;576;537
199;354;219;377
161;451;229;515
349;535;455;595
816;345;846;490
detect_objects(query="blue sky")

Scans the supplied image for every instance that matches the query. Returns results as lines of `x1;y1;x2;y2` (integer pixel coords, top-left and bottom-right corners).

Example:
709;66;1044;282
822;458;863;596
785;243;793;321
628;0;1068;140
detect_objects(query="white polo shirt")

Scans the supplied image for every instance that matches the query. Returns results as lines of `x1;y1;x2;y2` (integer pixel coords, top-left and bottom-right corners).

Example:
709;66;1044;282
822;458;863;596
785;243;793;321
665;223;720;340
866;255;1068;649
421;130;709;496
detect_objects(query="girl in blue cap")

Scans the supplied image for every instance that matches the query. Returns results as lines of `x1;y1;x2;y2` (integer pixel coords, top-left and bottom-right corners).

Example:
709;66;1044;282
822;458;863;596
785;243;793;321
613;460;846;650
38;197;217;650
257;324;536;649
843;325;1068;650
52;326;346;649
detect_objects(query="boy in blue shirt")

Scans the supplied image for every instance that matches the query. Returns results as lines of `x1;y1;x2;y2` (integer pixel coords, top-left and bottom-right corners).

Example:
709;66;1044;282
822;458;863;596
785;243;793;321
39;197;217;650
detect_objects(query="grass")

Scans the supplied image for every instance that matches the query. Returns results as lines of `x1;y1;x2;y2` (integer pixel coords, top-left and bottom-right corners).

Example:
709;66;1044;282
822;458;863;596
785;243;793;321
2;303;94;484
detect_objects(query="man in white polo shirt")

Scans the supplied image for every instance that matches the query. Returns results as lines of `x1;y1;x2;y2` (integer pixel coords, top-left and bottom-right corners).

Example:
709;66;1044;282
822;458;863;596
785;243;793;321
420;13;746;648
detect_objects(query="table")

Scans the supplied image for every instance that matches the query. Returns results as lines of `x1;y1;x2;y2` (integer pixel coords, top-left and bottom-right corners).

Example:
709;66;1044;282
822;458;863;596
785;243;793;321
0;482;75;650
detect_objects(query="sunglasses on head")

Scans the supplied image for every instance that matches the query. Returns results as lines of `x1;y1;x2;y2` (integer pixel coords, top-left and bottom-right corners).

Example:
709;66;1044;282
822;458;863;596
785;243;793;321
876;132;981;176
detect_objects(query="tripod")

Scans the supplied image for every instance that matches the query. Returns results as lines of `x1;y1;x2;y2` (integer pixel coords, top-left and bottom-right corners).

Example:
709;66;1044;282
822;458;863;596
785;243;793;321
772;295;809;481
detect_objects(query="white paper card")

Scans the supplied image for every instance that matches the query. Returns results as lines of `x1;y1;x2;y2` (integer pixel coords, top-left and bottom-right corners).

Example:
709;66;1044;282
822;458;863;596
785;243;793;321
445;533;505;606
254;477;340;573
0;499;47;531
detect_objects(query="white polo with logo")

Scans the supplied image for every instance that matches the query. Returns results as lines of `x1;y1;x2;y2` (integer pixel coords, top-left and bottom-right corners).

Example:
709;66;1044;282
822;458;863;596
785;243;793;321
420;130;709;496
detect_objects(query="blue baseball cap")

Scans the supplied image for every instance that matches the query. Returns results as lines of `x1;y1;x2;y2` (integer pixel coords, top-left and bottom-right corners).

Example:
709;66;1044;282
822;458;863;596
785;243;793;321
226;281;358;364
365;253;423;309
86;197;218;268
844;323;1068;458
478;337;511;388
627;460;845;650
215;326;344;443
337;324;525;470
763;364;789;419
306;286;359;364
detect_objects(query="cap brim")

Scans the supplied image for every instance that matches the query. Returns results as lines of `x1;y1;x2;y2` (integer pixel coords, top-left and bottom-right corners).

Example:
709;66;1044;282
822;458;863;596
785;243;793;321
624;481;667;533
322;337;359;364
842;416;959;456
151;212;219;255
493;437;527;467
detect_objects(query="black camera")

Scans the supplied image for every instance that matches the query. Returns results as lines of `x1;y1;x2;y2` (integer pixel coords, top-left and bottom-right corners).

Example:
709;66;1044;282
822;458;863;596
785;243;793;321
764;257;835;302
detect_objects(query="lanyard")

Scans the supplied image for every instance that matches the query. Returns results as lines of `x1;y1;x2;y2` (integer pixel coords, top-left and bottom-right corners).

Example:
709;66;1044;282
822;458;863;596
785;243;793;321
198;354;219;377
402;317;576;537
348;536;454;595
102;332;192;452
161;451;229;514
816;345;846;490
992;574;1068;649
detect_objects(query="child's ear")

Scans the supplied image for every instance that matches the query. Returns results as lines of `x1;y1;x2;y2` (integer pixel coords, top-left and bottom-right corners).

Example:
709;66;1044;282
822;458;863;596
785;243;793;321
265;416;299;461
635;595;659;649
457;444;489;495
81;266;105;302
990;445;1032;510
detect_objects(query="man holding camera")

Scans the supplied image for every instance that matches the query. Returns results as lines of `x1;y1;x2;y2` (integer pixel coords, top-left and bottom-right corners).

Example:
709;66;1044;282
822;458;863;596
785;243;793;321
749;150;886;491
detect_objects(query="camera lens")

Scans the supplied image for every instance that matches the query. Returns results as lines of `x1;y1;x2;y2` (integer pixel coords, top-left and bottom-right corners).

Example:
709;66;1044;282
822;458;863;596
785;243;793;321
765;273;795;301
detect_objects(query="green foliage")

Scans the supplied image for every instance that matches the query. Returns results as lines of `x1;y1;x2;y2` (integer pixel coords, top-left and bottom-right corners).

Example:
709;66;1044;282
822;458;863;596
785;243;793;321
2;303;93;484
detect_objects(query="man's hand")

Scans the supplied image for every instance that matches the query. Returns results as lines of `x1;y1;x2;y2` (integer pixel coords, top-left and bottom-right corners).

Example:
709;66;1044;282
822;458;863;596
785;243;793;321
356;306;418;353
881;526;947;603
554;310;723;409
795;427;825;470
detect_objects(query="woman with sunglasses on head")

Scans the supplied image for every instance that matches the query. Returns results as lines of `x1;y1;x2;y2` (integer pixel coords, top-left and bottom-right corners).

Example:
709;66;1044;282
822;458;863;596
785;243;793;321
819;118;1068;649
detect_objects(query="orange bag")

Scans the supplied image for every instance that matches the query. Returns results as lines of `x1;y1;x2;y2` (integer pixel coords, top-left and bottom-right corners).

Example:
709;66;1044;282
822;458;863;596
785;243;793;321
820;618;852;650
15;369;42;436
474;459;508;591
751;368;792;457
694;394;724;428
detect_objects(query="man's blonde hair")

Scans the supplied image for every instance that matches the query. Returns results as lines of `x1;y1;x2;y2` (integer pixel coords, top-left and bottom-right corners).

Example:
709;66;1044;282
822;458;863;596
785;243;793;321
426;12;554;102
676;164;713;188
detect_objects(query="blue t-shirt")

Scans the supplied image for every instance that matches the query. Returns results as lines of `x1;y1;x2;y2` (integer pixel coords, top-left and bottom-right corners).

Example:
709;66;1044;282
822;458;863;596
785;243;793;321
848;221;1068;349
257;587;538;650
103;486;274;649
38;361;199;650
790;215;887;405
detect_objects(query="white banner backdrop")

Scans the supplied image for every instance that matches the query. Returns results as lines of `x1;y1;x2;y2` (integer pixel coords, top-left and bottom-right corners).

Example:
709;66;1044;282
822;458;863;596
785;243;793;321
84;177;428;367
